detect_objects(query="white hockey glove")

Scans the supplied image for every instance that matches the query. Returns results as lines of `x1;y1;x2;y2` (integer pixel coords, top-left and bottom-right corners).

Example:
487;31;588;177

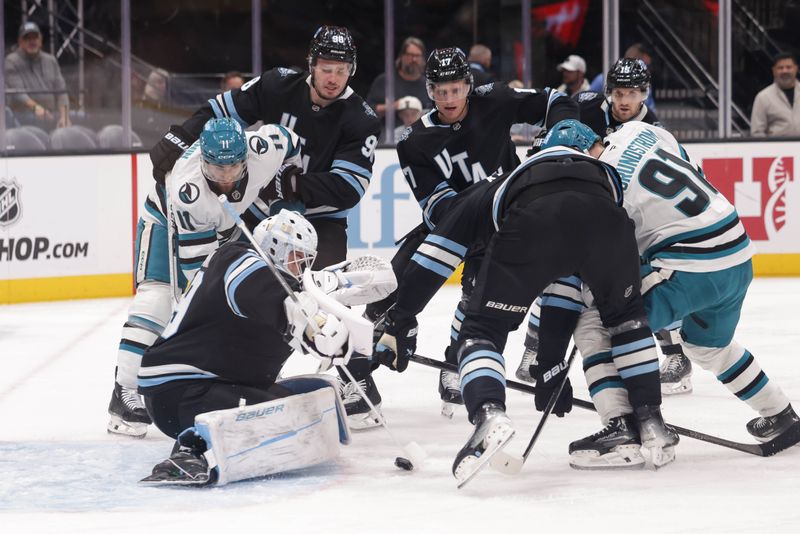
308;255;397;306
284;291;350;366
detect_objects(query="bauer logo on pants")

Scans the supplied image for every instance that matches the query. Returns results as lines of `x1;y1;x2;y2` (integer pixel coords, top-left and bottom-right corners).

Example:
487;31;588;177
0;179;22;227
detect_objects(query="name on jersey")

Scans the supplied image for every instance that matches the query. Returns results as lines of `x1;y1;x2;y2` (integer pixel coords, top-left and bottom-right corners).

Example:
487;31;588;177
434;148;491;183
485;300;528;313
235;403;285;421
615;127;659;188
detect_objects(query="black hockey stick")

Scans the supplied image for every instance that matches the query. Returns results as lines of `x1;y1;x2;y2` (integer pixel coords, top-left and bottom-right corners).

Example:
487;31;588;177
408;353;797;457
490;345;579;474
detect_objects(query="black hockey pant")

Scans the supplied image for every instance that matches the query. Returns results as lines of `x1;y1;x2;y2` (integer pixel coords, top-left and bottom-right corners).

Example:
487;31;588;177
457;191;660;420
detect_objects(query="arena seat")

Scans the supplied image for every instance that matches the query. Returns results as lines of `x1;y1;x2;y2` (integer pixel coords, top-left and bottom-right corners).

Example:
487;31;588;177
97;124;143;149
50;126;98;150
21;125;51;149
5;127;48;151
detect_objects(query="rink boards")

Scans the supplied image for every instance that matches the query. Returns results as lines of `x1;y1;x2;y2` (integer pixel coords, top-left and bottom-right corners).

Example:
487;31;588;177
2;140;799;303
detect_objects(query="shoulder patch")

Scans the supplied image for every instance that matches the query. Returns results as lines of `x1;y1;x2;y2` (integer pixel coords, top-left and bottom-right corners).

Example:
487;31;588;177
277;67;297;77
397;126;412;143
362;101;378;118
474;83;494;96
248;135;270;155
178;182;200;204
577;91;599;102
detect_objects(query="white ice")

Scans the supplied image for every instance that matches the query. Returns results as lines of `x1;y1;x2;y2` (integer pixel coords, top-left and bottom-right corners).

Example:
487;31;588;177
1;280;798;533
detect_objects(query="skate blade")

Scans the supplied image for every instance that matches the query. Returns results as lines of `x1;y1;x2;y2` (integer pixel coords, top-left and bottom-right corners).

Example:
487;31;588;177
660;378;692;396
455;424;515;489
514;370;536;384
644;445;676;469
139;474;210;486
569;445;646;470
107;416;148;438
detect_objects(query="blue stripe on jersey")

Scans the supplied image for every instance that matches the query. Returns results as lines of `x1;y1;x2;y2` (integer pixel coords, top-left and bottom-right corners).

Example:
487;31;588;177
225;260;267;317
611;337;656;357
418;181;451;209
331;169;366;197
643;212;740;260
223;91;247;128
411;253;454;278
208;98;224;118
556;275;582;288
653;236;751;261
618;361;659;379
178;229;216;242
139;373;218;388
275;124;299;157
247;203;268;222
455;307;465;321
424;191;457;229
144;201;167;226
331;159;371;180
527;314;540;327
425;234;468;257
540;295;585;312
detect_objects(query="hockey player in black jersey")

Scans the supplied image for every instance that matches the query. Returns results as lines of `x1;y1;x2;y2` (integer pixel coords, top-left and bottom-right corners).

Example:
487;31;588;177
516;58;689;399
148;26;380;268
358;47;579;421
374;120;677;485
138;210;393;486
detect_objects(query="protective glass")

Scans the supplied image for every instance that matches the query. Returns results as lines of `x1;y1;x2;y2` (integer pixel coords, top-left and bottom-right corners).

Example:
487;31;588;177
201;160;246;184
607;86;649;104
427;81;471;103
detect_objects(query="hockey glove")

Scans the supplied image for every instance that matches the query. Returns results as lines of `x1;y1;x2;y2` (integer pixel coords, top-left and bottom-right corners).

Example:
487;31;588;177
374;312;417;373
284;291;350;366
264;164;306;215
150;125;195;184
526;128;548;157
531;359;573;417
308;255;397;307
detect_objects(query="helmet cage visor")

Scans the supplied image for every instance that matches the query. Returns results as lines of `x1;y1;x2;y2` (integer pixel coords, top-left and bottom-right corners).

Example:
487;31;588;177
201;159;246;184
426;80;471;103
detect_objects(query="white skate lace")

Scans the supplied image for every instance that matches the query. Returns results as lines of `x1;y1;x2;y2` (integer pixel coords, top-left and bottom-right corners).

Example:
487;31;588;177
121;386;146;411
664;355;686;375
340;379;367;404
520;348;537;368
441;370;460;391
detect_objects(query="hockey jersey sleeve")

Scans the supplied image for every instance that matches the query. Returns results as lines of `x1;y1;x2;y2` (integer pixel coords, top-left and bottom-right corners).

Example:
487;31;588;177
396;135;458;230
495;84;579;129
298;108;382;212
221;249;290;328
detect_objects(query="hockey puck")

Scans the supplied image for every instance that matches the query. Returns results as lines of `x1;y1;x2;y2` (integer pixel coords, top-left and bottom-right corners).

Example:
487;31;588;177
394;457;414;471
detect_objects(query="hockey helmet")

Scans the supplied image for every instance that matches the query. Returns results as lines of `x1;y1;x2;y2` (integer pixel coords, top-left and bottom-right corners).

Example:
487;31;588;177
199;118;247;184
308;26;357;76
605;58;651;96
425;47;473;103
539;119;601;153
253;209;318;279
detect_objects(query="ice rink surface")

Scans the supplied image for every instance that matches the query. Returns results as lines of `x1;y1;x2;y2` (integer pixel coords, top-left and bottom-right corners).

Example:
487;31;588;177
1;279;798;533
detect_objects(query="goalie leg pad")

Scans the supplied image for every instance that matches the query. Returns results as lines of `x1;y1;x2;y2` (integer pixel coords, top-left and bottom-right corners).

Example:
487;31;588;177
193;386;344;486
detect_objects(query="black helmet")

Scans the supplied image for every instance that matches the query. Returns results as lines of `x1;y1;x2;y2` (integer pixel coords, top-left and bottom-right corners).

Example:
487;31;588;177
605;58;650;94
425;47;472;84
308;26;357;75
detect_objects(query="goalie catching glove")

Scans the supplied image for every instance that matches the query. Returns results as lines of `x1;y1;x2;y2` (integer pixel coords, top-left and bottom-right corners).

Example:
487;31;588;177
308;255;397;306
284;291;350;366
374;311;417;372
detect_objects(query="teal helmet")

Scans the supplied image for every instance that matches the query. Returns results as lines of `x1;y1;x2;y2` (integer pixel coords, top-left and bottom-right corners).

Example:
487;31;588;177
200;118;247;183
540;119;601;153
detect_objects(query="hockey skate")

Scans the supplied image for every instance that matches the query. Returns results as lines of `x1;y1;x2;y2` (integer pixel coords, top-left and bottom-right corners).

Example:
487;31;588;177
634;405;679;469
438;369;464;419
514;347;537;384
140;447;215;486
107;382;152;438
340;375;383;430
452;401;515;489
660;353;693;395
746;404;800;445
568;414;645;470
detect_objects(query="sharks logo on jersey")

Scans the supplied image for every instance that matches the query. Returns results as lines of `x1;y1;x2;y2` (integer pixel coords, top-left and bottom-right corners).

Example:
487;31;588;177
249;136;270;155
179;182;200;204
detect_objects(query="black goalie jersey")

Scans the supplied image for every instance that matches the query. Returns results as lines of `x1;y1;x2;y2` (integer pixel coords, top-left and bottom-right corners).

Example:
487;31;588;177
397;83;578;229
138;242;296;395
575;91;661;138
181;67;381;221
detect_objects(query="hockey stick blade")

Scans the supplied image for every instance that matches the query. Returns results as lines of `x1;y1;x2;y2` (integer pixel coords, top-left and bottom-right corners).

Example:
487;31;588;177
408;354;791;458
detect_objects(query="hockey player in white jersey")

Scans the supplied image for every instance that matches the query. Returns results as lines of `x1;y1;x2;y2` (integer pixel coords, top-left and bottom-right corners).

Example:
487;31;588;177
107;117;303;438
534;121;798;469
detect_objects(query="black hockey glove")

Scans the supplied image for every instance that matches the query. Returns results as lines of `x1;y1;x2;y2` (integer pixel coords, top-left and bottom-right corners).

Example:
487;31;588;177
374;312;417;373
526;128;549;157
531;358;573;417
264;164;306;215
150;125;195;184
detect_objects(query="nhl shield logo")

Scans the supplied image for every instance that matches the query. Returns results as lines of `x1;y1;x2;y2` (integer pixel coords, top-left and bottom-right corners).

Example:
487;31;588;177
0;179;22;226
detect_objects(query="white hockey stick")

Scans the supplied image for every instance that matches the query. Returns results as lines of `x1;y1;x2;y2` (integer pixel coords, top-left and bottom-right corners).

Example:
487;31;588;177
164;172;182;309
217;195;427;470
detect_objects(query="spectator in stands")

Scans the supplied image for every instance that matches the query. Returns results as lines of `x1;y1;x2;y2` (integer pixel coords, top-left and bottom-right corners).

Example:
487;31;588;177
4;21;70;130
468;44;496;86
221;71;245;92
393;95;423;140
366;37;430;119
133;68;189;148
590;43;656;111
751;52;800;137
556;54;590;97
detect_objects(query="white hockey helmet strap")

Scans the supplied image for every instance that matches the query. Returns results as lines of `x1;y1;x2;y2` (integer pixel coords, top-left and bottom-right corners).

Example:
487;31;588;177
253;209;318;279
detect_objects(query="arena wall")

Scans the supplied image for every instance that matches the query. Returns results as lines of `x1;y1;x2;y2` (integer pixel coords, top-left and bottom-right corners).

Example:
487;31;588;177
2;140;798;303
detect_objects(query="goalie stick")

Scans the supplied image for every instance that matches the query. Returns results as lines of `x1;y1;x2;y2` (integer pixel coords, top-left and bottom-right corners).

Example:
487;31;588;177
408;353;798;458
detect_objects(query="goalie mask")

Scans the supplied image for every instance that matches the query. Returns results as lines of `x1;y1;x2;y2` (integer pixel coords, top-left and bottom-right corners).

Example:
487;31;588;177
200;118;247;184
253;209;318;279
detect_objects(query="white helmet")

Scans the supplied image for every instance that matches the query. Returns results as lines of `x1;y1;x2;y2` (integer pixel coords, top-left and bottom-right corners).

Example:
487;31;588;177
253;209;318;278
